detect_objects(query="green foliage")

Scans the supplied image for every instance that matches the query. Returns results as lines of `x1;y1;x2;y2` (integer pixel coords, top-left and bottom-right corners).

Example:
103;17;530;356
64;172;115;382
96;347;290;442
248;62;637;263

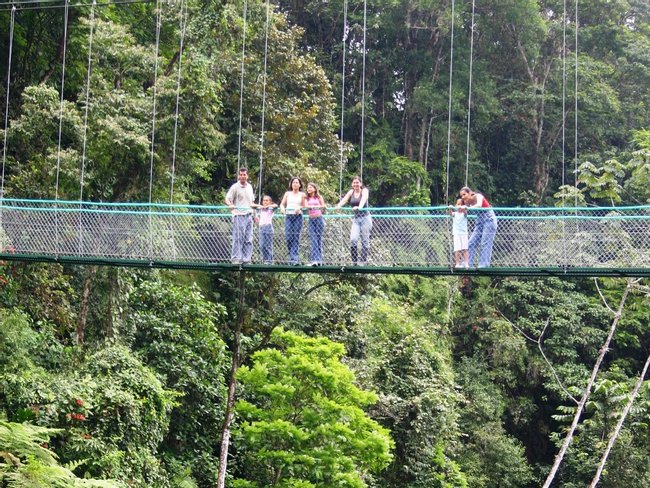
234;329;393;487
0;418;122;487
127;278;230;486
352;289;465;487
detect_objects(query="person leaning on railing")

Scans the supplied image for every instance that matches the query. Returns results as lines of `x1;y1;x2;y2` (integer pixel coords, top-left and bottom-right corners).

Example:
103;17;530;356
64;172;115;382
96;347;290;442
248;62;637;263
336;176;372;266
280;177;307;266
225;167;258;265
459;186;498;268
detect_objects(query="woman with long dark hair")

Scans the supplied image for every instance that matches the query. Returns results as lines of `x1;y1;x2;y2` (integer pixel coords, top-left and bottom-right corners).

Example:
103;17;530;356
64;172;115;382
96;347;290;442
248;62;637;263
280;177;306;265
336;176;372;266
459;186;498;267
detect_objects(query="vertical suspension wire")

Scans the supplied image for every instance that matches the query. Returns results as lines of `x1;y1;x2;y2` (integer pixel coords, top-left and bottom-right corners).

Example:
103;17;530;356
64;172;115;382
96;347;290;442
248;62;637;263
78;0;96;254
574;0;579;200
464;0;475;187
444;0;456;205
236;0;248;172
149;0;162;205
170;0;188;205
359;0;367;181
562;0;567;191
445;0;456;268
54;0;70;258
1;5;16;205
257;0;270;202
561;0;568;271
79;0;96;202
338;0;348;197
55;0;70;202
148;0;162;261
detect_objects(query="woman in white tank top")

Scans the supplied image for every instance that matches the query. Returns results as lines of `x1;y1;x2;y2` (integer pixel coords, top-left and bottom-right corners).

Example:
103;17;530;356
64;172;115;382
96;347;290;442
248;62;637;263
280;177;306;265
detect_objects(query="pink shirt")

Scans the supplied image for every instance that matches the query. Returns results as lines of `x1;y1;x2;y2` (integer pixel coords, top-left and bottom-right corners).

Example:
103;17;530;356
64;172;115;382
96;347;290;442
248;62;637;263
307;196;323;217
259;207;274;227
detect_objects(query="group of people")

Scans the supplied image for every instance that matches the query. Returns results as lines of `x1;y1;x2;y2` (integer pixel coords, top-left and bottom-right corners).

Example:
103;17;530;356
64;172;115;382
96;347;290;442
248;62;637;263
225;168;497;268
225;168;371;266
449;186;498;269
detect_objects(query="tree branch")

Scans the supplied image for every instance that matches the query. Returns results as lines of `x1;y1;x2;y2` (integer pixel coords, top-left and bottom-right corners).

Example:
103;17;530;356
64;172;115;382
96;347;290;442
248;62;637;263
542;279;632;488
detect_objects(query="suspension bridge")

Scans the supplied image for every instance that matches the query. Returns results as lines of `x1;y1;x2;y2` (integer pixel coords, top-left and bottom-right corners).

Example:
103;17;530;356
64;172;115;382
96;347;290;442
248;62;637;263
1;1;648;278
0;198;648;277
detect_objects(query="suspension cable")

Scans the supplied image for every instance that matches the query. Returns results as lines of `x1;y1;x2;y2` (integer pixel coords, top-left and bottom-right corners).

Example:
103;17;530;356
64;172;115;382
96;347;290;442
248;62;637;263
1;5;16;204
79;0;96;202
464;0;475;187
54;0;70;201
170;0;187;204
444;0;455;205
338;0;348;197
561;0;567;192
236;0;247;172
257;0;270;202
359;0;367;181
574;0;579;200
148;0;161;205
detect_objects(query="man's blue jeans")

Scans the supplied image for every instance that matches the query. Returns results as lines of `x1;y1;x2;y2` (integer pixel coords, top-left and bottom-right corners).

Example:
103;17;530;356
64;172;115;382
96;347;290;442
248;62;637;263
231;214;253;262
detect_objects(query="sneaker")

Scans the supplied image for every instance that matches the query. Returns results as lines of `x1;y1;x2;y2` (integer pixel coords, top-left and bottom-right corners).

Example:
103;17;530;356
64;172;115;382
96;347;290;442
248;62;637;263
263;261;273;265
309;261;322;266
358;261;367;266
231;259;241;265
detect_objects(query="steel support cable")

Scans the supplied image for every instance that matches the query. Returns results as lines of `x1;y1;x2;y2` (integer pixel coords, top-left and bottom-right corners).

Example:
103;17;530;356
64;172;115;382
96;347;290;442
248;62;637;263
170;0;187;204
574;0;579;198
236;0;247;172
148;0;162;261
359;0;367;181
338;0;348;197
167;0;187;261
561;0;568;270
444;0;455;206
54;0;70;258
464;0;475;187
78;0;96;254
574;0;581;264
54;0;70;201
444;0;456;267
0;5;16;253
257;0;270;202
1;5;16;205
79;0;95;202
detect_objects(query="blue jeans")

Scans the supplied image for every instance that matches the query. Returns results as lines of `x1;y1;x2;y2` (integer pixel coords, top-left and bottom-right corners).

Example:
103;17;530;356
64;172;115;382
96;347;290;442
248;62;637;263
308;217;324;263
231;214;253;262
468;211;497;267
350;214;372;263
259;225;274;263
285;214;303;264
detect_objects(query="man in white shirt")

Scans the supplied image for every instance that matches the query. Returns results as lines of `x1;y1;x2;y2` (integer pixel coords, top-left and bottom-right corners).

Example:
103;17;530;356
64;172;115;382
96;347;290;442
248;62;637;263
225;168;256;264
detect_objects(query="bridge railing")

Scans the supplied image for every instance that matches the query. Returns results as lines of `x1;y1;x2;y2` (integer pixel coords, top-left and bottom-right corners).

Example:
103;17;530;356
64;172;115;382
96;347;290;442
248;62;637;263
0;199;649;269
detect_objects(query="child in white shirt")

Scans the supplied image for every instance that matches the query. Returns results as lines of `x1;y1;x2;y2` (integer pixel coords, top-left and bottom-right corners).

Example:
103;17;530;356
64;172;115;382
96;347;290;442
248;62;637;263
449;198;469;268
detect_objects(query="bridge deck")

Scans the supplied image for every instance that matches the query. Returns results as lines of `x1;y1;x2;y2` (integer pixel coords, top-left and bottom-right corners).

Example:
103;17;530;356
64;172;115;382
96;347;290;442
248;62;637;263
0;199;648;277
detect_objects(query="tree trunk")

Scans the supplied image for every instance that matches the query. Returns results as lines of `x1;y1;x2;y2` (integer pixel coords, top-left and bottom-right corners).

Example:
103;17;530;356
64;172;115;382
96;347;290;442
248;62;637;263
76;265;97;345
41;10;78;85
216;271;246;488
588;350;650;488
542;281;632;488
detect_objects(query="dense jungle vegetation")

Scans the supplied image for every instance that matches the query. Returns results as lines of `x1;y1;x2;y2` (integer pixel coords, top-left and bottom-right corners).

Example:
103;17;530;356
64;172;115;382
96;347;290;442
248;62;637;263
1;0;649;486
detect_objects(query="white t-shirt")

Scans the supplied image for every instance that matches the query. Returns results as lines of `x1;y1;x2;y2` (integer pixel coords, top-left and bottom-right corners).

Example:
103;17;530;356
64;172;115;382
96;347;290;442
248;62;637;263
452;211;468;235
226;182;255;216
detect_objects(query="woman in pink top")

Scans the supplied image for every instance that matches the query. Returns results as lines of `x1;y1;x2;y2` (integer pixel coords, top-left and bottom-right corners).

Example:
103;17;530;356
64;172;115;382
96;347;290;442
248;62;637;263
305;183;326;266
